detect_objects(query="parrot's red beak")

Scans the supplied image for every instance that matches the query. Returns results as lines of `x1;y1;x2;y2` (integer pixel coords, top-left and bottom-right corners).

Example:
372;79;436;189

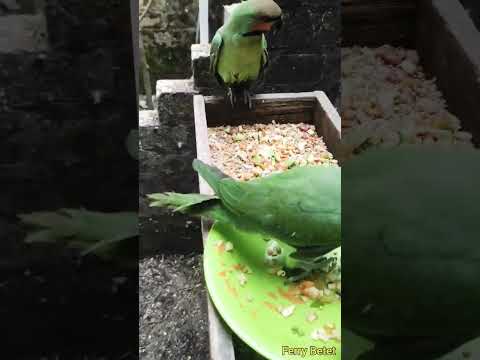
251;22;274;32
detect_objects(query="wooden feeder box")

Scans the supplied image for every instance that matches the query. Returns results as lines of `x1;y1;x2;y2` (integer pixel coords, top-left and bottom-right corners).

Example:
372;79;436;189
193;91;341;360
342;0;480;145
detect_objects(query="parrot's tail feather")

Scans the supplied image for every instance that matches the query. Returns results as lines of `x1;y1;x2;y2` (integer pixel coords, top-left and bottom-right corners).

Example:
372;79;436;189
148;193;217;213
192;159;230;194
148;192;233;223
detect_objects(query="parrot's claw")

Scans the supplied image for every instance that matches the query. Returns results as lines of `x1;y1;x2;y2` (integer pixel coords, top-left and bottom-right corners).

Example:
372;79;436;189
285;255;337;283
243;90;254;110
226;88;254;110
286;270;314;283
227;88;235;107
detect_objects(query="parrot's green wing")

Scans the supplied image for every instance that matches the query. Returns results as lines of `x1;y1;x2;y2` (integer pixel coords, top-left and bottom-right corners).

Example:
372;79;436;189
259;34;269;80
217;165;341;249
342;145;480;339
209;29;224;83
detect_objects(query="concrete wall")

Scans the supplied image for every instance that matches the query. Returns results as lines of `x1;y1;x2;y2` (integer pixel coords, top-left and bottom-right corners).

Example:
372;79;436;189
139;0;198;91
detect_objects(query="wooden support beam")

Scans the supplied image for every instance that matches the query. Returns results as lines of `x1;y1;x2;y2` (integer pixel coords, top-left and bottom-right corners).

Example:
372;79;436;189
193;95;236;360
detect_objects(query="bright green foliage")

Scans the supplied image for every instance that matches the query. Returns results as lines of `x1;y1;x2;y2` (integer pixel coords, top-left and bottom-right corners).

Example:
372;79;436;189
19;209;138;257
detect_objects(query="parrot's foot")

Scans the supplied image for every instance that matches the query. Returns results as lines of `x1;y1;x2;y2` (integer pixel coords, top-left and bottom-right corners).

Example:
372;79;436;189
227;88;235;108
285;255;337;283
243;90;254;110
226;87;254;110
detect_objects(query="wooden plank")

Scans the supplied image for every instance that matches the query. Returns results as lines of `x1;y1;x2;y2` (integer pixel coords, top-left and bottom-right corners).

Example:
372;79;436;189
416;0;480;146
194;95;213;195
205;92;319;103
314;91;342;157
204;93;317;127
193;95;236;360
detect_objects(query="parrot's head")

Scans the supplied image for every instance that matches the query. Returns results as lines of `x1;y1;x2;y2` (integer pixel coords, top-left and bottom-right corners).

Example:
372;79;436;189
232;0;283;37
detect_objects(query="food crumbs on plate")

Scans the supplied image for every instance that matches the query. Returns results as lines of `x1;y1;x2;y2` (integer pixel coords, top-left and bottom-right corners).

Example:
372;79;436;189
224;242;234;252
215;241;226;254
238;273;247;287
311;323;341;342
298;280;315;290
325;323;335;331
278;286;304;305
263;301;277;313
218;271;227;278
311;328;330;342
330;329;341;342
224;278;238;298
278;305;296;318
303;286;322;299
306;312;318;323
267;291;278;300
233;263;253;274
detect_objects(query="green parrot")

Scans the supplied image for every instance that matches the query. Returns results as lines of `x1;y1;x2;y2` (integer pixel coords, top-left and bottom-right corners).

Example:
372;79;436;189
210;0;282;109
342;144;480;359
148;159;341;281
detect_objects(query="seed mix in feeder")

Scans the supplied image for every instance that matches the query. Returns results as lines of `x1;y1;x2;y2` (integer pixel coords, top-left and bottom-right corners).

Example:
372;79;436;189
208;122;338;180
340;45;474;158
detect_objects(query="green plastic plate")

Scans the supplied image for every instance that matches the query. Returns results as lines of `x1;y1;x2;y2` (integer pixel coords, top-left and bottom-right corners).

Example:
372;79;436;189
204;222;341;360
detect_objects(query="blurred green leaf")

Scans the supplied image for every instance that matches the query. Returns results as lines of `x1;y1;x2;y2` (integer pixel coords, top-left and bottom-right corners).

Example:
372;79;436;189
19;209;138;258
